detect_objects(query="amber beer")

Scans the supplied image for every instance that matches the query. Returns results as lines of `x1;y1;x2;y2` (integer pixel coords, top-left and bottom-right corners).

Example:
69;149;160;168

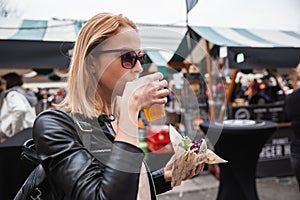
143;104;165;122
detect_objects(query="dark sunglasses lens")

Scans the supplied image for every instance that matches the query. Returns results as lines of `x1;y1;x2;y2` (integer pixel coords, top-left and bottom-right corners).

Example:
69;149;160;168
122;51;137;69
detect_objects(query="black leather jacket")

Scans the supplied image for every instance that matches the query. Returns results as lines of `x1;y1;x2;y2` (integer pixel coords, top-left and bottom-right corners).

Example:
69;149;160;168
285;89;300;156
32;109;172;199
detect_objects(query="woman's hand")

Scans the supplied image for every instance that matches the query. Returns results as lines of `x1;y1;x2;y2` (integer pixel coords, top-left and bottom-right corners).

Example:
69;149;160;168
163;156;205;183
116;72;169;146
122;72;169;111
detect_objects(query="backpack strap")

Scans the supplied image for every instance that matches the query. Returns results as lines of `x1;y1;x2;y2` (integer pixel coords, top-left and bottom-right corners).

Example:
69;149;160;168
14;164;56;200
21;138;39;167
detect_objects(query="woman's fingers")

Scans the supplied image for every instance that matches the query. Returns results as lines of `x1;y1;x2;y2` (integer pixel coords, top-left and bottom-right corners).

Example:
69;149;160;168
156;88;169;99
123;72;169;110
195;163;205;174
129;74;167;96
183;163;205;181
184;169;196;180
155;97;168;104
164;169;172;182
143;72;164;82
157;79;168;89
139;78;169;107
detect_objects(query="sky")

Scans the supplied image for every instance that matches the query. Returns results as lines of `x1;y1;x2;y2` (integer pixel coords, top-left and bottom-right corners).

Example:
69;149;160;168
5;0;300;31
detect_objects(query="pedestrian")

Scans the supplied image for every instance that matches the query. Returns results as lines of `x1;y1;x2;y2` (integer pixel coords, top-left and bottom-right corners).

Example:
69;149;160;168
0;72;37;139
285;88;300;189
261;75;280;103
29;13;204;199
0;78;6;142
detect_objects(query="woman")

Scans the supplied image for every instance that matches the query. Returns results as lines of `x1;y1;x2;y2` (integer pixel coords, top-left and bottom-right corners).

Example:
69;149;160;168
0;72;37;138
32;13;203;199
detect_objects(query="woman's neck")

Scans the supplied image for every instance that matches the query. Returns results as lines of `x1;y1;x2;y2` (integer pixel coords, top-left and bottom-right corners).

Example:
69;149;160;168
98;88;120;120
102;103;113;115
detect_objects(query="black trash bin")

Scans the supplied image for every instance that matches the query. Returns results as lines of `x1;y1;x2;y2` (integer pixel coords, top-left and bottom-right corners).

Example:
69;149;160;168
0;128;33;200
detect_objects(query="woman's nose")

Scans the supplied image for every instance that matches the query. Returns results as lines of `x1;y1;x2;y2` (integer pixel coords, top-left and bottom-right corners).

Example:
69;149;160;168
133;61;143;73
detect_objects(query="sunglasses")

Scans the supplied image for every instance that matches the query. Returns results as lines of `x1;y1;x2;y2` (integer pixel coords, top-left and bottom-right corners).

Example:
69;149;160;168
92;49;146;69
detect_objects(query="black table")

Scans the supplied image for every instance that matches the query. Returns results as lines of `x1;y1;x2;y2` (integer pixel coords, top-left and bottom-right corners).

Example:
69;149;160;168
200;120;278;200
0;128;33;200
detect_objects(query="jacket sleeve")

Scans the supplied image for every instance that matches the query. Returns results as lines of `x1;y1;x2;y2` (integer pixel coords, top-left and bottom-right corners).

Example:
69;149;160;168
151;169;172;194
33;109;145;200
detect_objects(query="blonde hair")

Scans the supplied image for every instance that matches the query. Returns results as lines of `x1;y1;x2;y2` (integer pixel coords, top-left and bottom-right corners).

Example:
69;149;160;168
57;13;137;118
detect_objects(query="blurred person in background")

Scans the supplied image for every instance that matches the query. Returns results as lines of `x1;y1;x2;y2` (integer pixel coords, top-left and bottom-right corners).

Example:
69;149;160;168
0;72;37;139
230;76;247;102
285;88;300;189
260;75;281;103
0;78;6;93
0;78;6;142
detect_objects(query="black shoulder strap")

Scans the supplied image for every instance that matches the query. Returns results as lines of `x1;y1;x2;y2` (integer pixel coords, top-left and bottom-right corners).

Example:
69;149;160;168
21;138;39;167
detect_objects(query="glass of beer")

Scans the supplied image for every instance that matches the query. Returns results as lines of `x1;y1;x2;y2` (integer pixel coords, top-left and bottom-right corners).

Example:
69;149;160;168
143;104;165;122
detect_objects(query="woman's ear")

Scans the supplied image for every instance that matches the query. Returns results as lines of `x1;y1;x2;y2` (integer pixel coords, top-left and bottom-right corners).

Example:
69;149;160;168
89;56;97;74
90;65;96;74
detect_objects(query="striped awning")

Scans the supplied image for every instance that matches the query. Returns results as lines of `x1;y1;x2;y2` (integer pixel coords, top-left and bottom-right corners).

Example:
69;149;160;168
146;50;168;66
169;25;300;69
0;18;83;41
190;26;300;48
0;18;82;68
0;18;186;69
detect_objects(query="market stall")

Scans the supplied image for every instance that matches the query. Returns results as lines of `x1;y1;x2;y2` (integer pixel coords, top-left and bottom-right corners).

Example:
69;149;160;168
167;25;300;177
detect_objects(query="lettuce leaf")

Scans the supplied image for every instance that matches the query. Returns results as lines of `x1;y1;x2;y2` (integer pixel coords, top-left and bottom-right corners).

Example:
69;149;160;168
182;136;192;151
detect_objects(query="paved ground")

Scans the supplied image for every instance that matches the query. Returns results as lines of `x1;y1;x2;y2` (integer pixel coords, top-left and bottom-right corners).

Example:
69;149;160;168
157;172;300;200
